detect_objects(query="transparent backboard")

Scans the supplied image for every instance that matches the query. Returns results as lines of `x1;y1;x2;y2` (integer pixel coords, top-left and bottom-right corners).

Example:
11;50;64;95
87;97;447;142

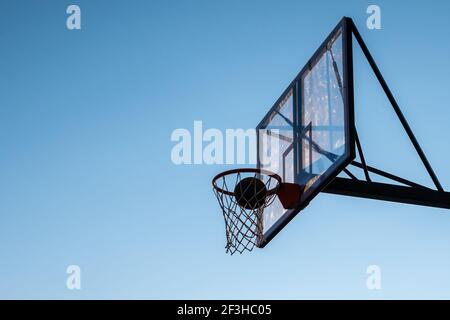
258;89;295;234
257;18;354;247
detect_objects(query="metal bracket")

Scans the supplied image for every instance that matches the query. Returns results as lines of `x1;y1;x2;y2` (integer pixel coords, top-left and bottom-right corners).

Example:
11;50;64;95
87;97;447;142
350;19;443;192
323;18;449;209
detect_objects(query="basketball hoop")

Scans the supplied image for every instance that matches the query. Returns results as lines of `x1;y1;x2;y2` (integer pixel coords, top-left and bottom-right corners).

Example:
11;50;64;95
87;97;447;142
212;168;282;255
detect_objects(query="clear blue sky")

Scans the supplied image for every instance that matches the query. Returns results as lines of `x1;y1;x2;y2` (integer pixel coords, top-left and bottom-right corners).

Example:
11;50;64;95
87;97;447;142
1;0;450;299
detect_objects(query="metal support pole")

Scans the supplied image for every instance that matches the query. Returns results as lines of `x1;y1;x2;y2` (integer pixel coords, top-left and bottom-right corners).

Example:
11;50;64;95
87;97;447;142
324;177;450;209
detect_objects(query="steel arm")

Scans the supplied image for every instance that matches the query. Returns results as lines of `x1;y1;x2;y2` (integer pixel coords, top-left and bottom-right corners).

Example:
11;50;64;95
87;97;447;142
323;177;450;209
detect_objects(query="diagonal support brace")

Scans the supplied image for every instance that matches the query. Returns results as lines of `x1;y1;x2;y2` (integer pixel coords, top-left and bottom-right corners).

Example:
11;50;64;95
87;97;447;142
350;20;444;192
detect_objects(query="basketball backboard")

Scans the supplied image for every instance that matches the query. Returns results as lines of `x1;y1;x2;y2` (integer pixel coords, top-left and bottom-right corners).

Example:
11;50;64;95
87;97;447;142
256;17;355;247
213;16;450;255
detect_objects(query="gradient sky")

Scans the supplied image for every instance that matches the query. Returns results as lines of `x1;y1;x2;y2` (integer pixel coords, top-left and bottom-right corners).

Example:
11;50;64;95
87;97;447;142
1;0;450;299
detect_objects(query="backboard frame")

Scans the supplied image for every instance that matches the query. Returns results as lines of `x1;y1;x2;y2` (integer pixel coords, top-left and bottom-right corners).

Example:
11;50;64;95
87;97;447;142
256;17;355;248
